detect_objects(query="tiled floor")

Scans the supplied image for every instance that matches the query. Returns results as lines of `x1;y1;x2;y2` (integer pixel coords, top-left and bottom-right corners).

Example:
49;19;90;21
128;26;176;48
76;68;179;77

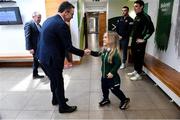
0;56;179;120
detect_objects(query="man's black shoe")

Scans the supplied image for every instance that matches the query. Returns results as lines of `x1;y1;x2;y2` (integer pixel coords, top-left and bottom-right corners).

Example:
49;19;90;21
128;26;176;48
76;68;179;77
119;98;130;110
52;98;69;106
52;98;58;105
65;98;69;102
33;74;45;79
59;105;77;113
99;99;110;107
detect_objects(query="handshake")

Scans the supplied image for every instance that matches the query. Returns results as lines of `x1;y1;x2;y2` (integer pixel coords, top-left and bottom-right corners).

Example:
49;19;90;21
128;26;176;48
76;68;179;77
84;49;91;56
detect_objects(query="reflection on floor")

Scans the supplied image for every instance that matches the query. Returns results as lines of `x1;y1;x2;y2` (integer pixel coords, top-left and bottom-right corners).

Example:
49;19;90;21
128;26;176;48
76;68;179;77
0;56;179;120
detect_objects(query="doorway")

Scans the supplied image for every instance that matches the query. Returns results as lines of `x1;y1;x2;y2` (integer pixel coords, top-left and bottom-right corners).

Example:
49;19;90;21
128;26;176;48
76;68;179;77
85;12;106;51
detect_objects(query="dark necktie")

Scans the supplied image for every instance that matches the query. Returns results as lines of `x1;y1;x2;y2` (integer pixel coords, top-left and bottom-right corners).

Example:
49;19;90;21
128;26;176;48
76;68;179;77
37;24;41;32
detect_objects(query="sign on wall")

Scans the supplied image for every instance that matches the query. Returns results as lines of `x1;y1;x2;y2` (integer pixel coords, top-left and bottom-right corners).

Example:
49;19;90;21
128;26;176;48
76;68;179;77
155;0;174;51
144;3;148;14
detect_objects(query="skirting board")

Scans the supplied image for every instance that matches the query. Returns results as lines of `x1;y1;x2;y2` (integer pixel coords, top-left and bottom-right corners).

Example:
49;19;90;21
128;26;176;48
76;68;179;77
143;66;180;106
0;60;81;67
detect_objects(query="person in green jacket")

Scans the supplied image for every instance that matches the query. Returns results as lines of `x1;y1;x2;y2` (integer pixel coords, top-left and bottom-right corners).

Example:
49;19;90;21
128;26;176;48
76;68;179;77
90;31;130;110
127;0;154;81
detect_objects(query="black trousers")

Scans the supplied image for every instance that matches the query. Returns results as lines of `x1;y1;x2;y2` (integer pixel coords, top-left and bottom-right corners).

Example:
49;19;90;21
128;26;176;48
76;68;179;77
119;38;129;63
42;63;66;107
131;42;146;74
101;77;126;102
33;56;40;76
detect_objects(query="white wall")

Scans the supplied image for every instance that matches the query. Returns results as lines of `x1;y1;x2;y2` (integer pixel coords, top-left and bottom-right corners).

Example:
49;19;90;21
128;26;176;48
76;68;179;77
108;0;135;19
0;0;81;61
0;0;46;53
69;0;81;61
144;0;180;72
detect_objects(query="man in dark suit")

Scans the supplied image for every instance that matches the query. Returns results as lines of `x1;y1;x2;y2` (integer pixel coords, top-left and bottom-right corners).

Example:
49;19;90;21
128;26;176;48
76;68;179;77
24;12;44;79
37;1;90;113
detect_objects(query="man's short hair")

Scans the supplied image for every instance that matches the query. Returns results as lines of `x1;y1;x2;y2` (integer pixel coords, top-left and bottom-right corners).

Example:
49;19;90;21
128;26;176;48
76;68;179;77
32;12;41;17
134;0;144;7
58;1;75;13
122;6;129;11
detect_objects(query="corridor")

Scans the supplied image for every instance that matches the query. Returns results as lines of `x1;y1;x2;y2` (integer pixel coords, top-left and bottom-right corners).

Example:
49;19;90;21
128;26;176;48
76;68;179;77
0;56;179;119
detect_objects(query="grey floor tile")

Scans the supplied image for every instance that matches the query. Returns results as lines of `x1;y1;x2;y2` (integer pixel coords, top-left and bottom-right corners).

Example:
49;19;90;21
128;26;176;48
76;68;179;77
147;91;179;109
0;110;20;119
68;73;91;80
63;68;72;74
124;109;165;119
24;92;55;111
0;56;179;120
120;80;144;92
51;110;89;119
124;91;158;110
64;92;90;111
0;93;33;110
0;81;24;92
90;78;101;92
0;92;7;100
16;110;53;119
65;80;90;92
0;68;31;82
89;110;126;119
160;109;180;119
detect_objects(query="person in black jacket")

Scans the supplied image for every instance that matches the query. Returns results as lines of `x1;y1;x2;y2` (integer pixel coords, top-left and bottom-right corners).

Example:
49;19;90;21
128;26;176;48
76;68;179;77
127;0;154;81
24;12;44;79
37;1;90;113
116;6;133;69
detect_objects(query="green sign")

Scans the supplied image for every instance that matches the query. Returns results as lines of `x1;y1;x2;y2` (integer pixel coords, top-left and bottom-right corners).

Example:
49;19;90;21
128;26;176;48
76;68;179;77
155;0;174;51
144;3;148;14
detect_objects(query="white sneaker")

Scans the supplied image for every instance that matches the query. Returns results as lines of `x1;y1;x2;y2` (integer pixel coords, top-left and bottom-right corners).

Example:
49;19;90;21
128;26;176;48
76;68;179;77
130;73;142;81
127;71;137;76
120;63;125;69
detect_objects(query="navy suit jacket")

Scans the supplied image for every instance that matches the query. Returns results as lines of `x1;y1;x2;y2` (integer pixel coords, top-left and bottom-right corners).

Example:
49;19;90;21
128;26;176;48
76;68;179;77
37;14;84;69
24;20;41;53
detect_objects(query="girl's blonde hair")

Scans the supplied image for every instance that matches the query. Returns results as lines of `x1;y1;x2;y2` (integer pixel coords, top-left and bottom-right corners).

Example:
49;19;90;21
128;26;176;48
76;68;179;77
106;31;121;63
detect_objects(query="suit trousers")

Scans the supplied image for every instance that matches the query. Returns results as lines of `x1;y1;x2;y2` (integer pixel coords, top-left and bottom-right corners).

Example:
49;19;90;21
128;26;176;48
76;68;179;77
33;56;40;75
43;63;66;107
101;77;126;102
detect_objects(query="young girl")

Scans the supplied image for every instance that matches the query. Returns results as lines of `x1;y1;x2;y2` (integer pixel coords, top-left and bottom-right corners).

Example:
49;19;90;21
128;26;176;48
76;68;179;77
90;31;130;110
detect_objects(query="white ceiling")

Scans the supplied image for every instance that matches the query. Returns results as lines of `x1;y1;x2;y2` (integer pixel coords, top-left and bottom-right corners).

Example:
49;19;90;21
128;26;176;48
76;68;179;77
84;0;107;12
84;0;107;2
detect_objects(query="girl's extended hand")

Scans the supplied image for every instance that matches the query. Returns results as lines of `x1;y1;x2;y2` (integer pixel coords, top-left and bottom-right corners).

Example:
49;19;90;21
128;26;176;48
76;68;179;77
107;72;113;79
